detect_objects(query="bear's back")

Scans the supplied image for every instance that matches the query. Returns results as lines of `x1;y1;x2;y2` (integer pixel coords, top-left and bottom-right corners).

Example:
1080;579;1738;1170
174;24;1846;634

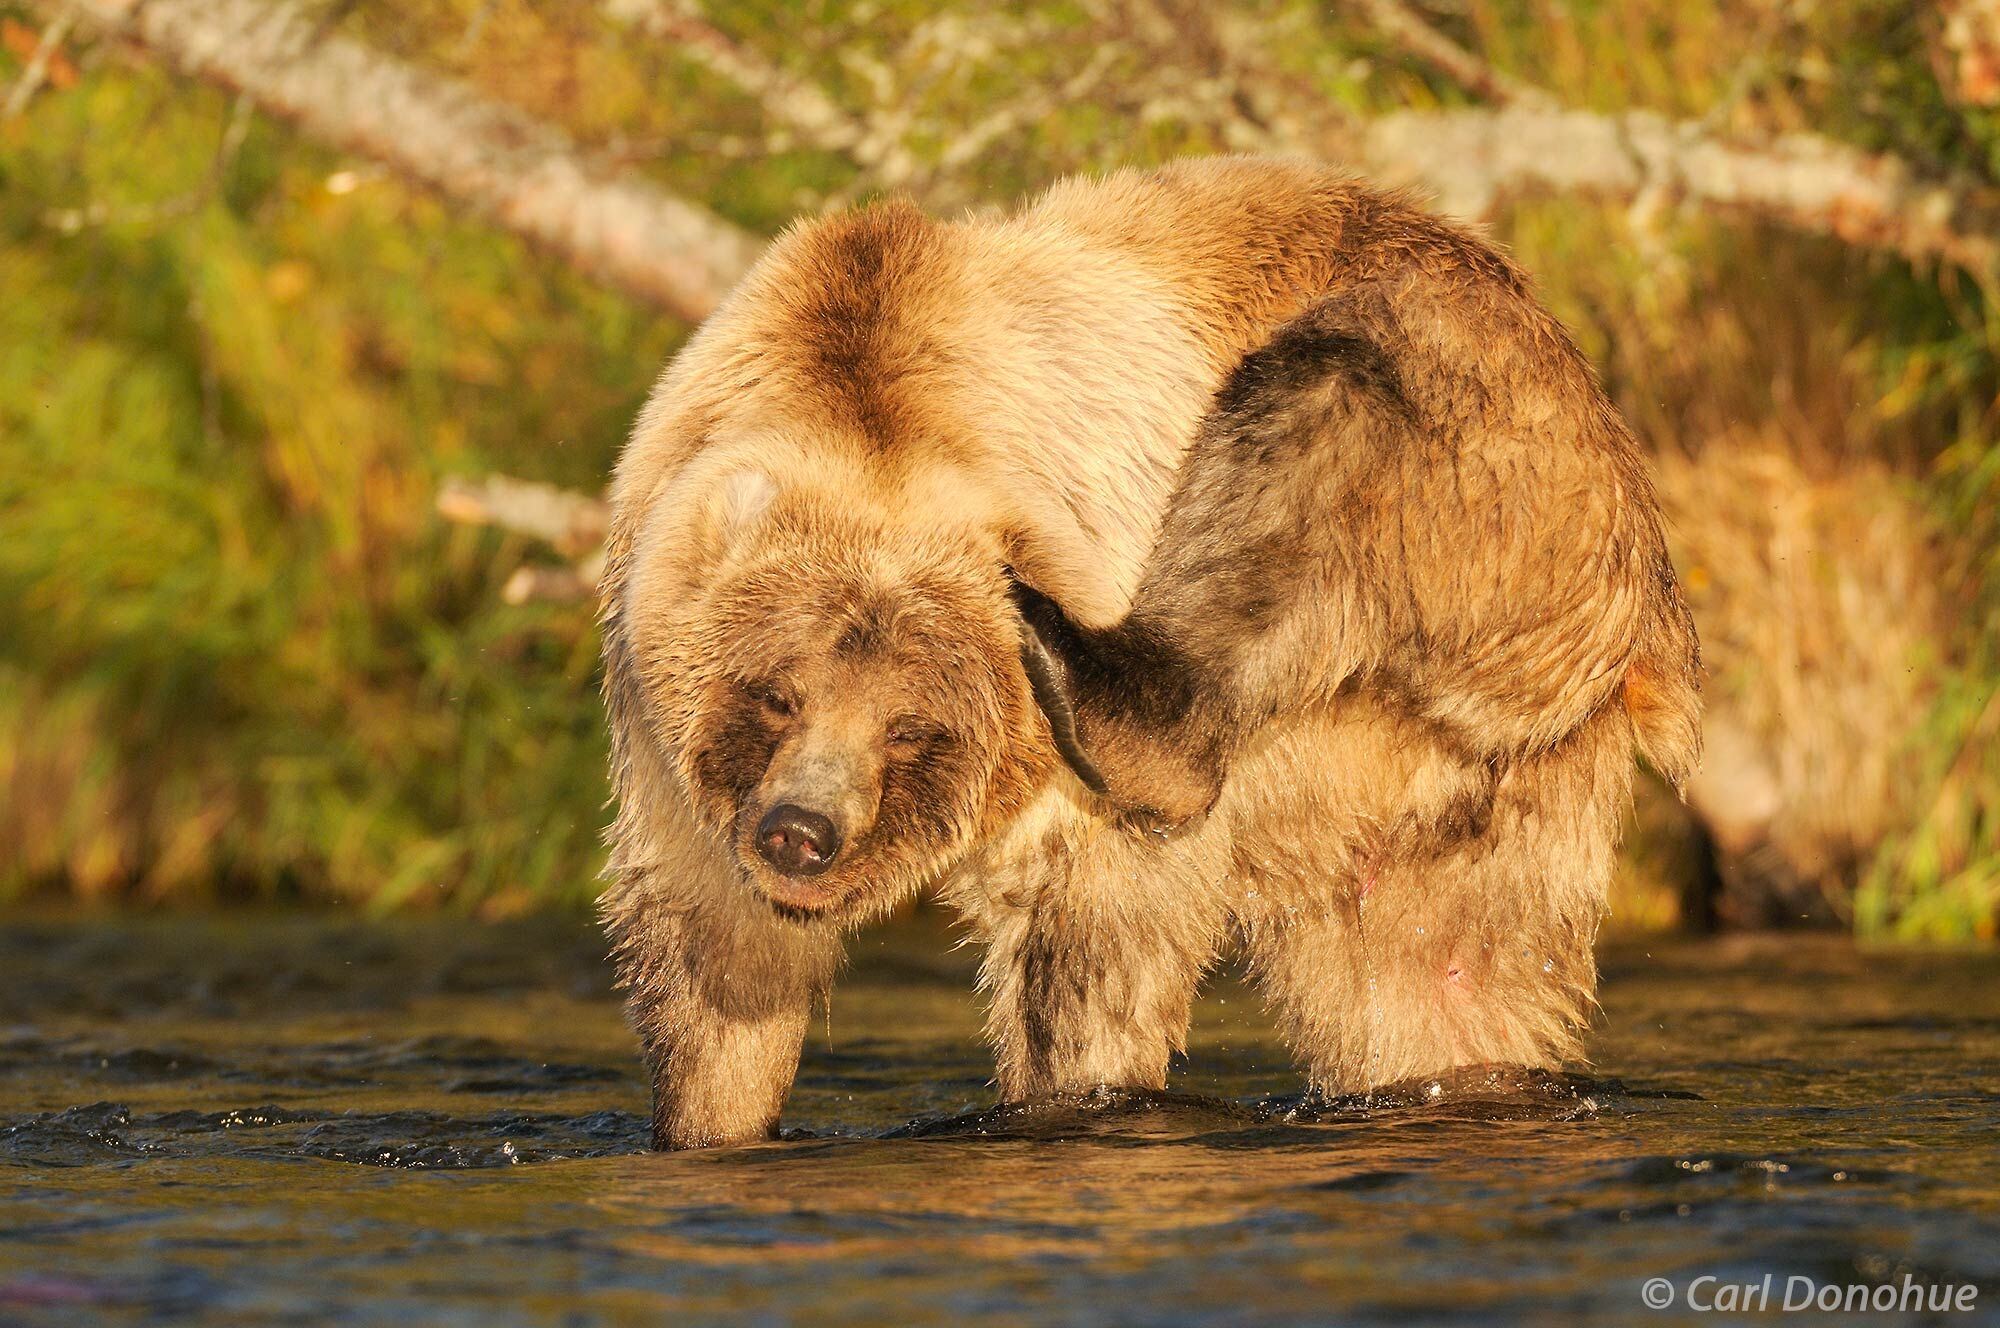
613;159;1622;633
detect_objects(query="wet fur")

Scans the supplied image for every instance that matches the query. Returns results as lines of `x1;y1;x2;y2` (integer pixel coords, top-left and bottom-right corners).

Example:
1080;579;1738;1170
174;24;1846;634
598;157;1701;1147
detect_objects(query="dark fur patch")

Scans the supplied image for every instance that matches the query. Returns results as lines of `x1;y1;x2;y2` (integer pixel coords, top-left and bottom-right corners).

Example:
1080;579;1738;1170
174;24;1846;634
1016;923;1088;1084
835;601;895;659
782;202;938;446
874;733;977;850
1081;615;1216;740
1012;583;1205;737
1009;577;1230;820
1167;545;1295;636
690;693;784;811
1214;315;1411;426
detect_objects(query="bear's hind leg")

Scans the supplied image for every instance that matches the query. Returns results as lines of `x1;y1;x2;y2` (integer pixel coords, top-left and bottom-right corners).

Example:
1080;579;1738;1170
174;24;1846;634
1244;855;1601;1097
1244;709;1632;1097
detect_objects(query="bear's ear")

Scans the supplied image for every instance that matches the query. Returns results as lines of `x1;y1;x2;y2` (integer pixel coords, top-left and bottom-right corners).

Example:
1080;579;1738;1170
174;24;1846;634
675;466;779;565
711;468;778;542
1006;573;1110;796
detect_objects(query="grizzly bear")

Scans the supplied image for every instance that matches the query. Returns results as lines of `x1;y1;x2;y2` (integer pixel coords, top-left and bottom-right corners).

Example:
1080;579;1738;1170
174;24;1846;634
598;156;1701;1150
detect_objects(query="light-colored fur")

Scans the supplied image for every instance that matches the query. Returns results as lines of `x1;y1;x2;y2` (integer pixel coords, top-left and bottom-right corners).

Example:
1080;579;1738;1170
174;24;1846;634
598;157;1700;1148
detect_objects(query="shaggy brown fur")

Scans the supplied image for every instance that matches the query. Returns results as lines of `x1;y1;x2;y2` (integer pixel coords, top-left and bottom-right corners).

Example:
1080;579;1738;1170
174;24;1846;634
598;156;1701;1149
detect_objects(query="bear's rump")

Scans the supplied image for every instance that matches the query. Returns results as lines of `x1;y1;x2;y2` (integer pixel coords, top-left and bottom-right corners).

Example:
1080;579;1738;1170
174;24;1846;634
1220;696;1499;904
1221;699;1635;1087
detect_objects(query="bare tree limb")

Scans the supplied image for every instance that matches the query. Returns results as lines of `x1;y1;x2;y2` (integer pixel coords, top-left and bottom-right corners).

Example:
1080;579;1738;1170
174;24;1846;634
1357;106;2000;277
3;8;75;120
500;560;603;605
43;0;763;322
437;475;609;556
1129;5;2000;280
61;0;1992;290
602;0;940;190
1353;0;1548;107
603;0;873;163
437;475;608;604
935;44;1123;176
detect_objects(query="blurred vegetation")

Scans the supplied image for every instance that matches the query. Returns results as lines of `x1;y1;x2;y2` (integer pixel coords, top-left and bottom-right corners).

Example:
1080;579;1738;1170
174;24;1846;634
0;40;673;912
0;0;1995;934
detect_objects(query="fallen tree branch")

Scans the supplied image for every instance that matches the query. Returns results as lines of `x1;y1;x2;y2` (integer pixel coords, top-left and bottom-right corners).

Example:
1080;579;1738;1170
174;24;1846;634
437;475;609;556
55;0;2000;300
44;0;763;322
1354;0;1547;107
3;8;75;120
603;0;872;161
1129;6;2000;279
437;475;609;604
1355;105;2000;277
497;560;602;606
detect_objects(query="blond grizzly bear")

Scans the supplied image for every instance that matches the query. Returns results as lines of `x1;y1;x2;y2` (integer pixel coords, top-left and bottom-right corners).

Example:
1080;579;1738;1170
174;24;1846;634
599;156;1701;1150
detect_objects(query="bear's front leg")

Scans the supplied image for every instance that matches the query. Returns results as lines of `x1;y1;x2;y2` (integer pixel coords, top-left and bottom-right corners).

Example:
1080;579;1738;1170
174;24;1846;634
604;874;843;1149
965;823;1232;1100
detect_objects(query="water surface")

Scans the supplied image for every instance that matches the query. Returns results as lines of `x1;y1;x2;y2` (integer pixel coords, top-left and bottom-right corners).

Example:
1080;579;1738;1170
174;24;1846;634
1;913;1996;1324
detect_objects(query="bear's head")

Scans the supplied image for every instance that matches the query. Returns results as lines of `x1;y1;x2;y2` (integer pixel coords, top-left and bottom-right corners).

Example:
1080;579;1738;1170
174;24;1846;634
618;465;1053;922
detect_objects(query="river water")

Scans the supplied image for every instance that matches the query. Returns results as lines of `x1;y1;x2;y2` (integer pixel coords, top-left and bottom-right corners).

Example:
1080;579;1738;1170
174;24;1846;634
1;911;1996;1325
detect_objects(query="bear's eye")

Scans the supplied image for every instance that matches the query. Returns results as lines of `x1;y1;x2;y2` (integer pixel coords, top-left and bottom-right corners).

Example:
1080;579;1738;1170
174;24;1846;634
886;717;949;753
742;680;796;721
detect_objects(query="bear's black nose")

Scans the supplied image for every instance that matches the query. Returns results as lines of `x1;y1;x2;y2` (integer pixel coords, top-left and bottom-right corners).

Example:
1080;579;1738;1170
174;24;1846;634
755;805;840;876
